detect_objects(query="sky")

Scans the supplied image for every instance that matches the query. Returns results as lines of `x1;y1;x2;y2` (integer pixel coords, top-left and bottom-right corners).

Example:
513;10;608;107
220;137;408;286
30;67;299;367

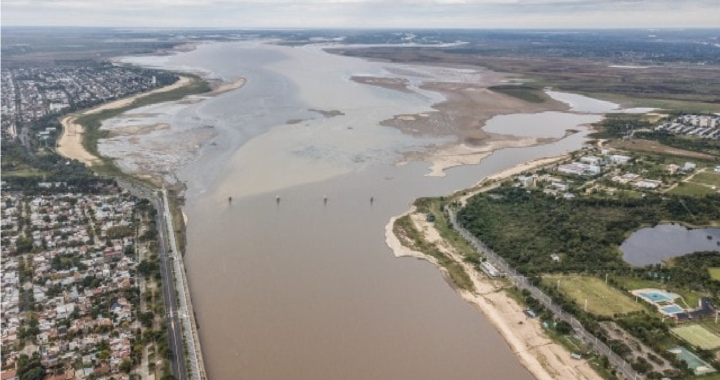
3;0;720;29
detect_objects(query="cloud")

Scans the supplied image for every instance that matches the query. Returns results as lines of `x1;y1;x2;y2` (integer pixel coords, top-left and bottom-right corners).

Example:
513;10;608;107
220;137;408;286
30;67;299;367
2;0;719;28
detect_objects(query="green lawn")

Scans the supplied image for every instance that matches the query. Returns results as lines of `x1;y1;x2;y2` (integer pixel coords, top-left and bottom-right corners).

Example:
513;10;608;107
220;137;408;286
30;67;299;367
669;182;717;197
615;190;644;199
700;320;720;336
709;268;720;282
692;172;720;188
671;324;720;350
543;275;645;316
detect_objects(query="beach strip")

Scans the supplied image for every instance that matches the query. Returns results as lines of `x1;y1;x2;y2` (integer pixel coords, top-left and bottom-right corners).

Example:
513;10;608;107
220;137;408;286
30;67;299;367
386;155;601;380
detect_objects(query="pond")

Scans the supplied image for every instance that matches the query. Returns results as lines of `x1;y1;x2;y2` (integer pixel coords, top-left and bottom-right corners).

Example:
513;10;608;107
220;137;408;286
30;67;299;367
620;224;720;266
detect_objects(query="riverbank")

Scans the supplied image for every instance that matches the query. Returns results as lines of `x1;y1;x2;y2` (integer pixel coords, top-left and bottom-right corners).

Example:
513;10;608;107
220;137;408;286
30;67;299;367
57;75;193;167
55;71;238;380
386;156;602;380
57;74;245;185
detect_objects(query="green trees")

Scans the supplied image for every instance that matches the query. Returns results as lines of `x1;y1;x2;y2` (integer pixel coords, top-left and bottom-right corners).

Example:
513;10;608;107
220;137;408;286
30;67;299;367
119;358;134;374
457;187;720;275
17;353;45;380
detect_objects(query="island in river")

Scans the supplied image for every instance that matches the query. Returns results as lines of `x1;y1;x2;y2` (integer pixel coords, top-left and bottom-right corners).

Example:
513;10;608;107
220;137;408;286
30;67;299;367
58;39;692;380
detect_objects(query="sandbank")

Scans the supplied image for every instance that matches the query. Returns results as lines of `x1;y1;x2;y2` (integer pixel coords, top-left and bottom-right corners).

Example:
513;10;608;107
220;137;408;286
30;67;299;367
386;188;602;380
57;76;192;166
57;75;246;170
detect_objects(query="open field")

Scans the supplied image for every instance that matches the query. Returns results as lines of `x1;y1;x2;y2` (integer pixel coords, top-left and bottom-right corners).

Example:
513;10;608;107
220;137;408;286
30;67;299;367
607;139;717;161
671;325;720;350
333;47;720;112
669;182;718;197
543;275;645;316
692;172;720;188
709;268;720;281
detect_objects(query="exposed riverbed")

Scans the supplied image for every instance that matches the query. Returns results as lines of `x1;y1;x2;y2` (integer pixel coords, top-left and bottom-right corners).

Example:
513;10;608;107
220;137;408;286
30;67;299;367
103;41;641;380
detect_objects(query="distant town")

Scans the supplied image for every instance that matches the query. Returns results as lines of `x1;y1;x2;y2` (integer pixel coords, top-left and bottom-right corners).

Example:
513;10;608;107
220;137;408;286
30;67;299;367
1;64;173;141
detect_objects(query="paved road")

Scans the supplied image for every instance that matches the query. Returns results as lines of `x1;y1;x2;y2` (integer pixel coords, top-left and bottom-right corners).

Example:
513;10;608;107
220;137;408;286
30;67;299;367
447;206;643;380
161;188;203;380
120;182;188;380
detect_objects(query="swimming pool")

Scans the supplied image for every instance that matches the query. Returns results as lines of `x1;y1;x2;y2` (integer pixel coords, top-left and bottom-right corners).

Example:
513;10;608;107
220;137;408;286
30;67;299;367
639;290;677;303
661;305;684;315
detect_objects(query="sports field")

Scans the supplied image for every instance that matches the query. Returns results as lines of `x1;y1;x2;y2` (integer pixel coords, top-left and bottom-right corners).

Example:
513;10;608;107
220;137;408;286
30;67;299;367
543;275;645;316
709;268;720;281
671;325;720;350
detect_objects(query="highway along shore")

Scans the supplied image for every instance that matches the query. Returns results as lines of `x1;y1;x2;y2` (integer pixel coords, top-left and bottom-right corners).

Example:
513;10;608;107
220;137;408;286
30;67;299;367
385;155;605;380
56;71;245;380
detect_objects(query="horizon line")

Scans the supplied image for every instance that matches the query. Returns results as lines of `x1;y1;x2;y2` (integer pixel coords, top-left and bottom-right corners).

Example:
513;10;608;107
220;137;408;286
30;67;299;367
3;25;720;31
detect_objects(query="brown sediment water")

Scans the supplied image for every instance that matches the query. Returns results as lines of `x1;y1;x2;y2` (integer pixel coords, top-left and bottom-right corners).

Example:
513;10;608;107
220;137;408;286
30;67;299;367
107;41;615;380
184;135;591;380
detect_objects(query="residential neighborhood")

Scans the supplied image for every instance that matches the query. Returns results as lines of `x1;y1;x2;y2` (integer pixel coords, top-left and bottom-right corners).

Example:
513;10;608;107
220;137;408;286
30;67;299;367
1;184;166;380
655;114;720;140
1;65;172;141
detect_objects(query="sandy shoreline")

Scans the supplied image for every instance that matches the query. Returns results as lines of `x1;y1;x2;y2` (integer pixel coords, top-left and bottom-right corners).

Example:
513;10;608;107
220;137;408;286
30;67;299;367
386;156;601;380
57;76;191;166
57;75;245;169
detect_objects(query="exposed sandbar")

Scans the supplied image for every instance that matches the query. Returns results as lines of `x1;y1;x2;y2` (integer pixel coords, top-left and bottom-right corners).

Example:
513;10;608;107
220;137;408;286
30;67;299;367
350;76;413;93
385;197;602;380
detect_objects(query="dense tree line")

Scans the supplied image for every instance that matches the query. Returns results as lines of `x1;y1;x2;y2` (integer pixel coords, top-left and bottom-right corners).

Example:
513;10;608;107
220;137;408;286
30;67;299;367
458;186;720;275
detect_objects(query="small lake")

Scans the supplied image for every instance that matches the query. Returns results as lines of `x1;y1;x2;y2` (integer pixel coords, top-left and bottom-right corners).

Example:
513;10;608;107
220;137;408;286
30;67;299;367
482;111;601;138
620;224;720;266
545;91;655;114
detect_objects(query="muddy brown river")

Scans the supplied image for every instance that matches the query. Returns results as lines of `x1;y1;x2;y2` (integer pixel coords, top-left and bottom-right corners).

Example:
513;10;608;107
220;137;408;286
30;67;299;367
109;41;606;379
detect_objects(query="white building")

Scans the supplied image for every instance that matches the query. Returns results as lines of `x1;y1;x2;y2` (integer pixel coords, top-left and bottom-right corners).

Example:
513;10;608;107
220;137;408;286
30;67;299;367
557;162;600;176
635;180;662;189
580;155;605;166
517;175;534;188
610;155;631;165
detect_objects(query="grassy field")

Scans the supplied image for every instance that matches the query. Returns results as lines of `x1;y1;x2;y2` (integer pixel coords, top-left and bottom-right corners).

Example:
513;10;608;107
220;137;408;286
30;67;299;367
487;85;549;104
671;324;720;350
607;139;717;161
692;172;720;188
614;190;644;199
669;182;718;197
543;275;645;316
709;268;720;281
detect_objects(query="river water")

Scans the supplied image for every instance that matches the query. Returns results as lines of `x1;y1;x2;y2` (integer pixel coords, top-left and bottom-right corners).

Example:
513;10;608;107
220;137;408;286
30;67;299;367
110;41;619;380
